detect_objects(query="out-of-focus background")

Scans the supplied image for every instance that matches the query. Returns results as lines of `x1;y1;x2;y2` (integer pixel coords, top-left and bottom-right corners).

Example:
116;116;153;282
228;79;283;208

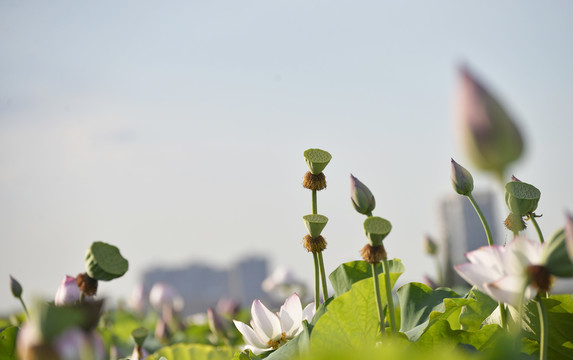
1;1;572;314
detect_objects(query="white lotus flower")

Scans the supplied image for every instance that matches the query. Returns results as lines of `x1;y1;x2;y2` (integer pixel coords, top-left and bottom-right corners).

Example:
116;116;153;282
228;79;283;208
54;275;82;306
455;236;573;307
233;293;314;354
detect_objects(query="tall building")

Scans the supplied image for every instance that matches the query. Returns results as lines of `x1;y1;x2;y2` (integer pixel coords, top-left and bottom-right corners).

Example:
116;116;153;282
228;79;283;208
142;256;270;316
439;191;501;287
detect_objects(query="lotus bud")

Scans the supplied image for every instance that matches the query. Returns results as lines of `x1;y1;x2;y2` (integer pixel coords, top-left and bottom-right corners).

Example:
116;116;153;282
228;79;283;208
207;307;228;337
450;159;474;196
540;229;573;278
149;282;180;312
511;175;522;182
363;216;392;246
10;275;23;298
504;181;540;216
54;275;82;306
455;66;524;180
129;283;146;313
302;214;328;238
216;297;240;317
565;212;573;262
423;235;438;256
350;174;376;215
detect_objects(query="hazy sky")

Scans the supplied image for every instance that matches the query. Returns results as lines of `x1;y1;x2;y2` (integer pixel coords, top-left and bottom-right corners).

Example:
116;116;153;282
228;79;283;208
1;1;573;313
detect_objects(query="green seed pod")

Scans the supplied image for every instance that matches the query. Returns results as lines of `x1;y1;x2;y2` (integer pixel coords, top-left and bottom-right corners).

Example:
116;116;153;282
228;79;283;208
541;228;573;278
302;214;328;238
504;181;540;216
450;159;474;196
363;216;392;246
303;149;332;175
85;241;129;281
131;327;149;348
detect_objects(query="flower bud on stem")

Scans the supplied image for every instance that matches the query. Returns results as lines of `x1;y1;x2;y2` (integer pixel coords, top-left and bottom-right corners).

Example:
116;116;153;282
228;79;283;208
9;275;29;318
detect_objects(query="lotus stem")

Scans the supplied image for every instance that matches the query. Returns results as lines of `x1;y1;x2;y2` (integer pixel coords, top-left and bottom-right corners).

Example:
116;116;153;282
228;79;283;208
312;252;320;311
536;295;548;360
382;259;397;334
466;193;494;246
529;214;544;244
317;252;329;301
371;263;385;335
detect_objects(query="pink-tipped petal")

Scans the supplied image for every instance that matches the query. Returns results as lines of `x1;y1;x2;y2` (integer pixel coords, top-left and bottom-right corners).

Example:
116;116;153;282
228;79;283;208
565;212;573;262
279;294;303;338
251;300;282;342
302;302;315;323
465;245;505;274
484;275;529;307
454;263;499;289
233;320;270;350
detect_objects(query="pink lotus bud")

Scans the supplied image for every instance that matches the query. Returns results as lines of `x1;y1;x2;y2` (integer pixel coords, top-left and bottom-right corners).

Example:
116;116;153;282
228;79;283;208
149;282;183;312
129;283;146;313
54;328;106;360
54;275;82;306
350;174;376;215
455;66;524;180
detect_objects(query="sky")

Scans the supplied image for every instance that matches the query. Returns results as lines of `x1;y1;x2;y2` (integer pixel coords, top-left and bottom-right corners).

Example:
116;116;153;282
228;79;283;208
1;1;573;314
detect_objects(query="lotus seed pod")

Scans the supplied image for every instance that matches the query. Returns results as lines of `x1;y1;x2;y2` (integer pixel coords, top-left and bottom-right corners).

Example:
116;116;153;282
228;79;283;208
131;327;148;348
504;181;540;216
85;242;129;281
540;228;573;278
350;174;376;215
303;149;331;175
455;66;524;180
363;216;392;246
450;159;474;196
302;214;328;238
9;275;23;298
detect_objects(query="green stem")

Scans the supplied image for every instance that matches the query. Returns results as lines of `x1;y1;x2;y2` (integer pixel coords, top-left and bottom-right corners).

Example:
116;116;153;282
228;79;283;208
514;283;529;353
312;252;320;311
466;193;494;246
382;259;397;334
312;190;317;215
18;297;29;319
371;263;385;335
529;214;544;244
536;295;548;360
317;252;329;301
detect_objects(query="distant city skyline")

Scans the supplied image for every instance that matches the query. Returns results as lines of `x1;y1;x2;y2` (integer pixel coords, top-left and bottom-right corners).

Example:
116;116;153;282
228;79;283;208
2;1;573;313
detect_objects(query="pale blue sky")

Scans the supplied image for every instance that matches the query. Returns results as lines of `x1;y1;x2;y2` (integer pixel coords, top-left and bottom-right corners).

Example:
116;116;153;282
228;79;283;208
1;1;573;313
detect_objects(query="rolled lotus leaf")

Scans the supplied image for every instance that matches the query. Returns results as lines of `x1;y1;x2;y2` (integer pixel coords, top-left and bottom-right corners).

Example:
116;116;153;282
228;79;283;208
85;241;129;281
505;181;540;216
303;149;332;175
541;229;573;278
303;214;328;238
363;216;392;246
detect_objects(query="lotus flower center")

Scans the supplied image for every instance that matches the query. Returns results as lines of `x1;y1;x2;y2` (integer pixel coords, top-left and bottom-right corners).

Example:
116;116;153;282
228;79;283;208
268;332;287;350
526;265;553;293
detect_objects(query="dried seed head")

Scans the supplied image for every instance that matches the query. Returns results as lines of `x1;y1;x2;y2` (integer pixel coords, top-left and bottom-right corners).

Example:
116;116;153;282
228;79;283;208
302;172;327;191
360;244;387;264
302;234;327;253
76;273;98;297
504;212;527;233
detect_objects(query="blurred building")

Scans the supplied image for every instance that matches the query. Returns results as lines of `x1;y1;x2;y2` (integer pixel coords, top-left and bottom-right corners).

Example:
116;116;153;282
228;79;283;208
142;257;270;316
439;191;501;287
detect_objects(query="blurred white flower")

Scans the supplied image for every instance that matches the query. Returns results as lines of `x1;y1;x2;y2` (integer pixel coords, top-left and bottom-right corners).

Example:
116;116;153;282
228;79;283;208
262;266;306;299
233;293;314;354
54;328;106;360
129;283;146;313
54;275;82;306
149;282;184;312
455;236;573;307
